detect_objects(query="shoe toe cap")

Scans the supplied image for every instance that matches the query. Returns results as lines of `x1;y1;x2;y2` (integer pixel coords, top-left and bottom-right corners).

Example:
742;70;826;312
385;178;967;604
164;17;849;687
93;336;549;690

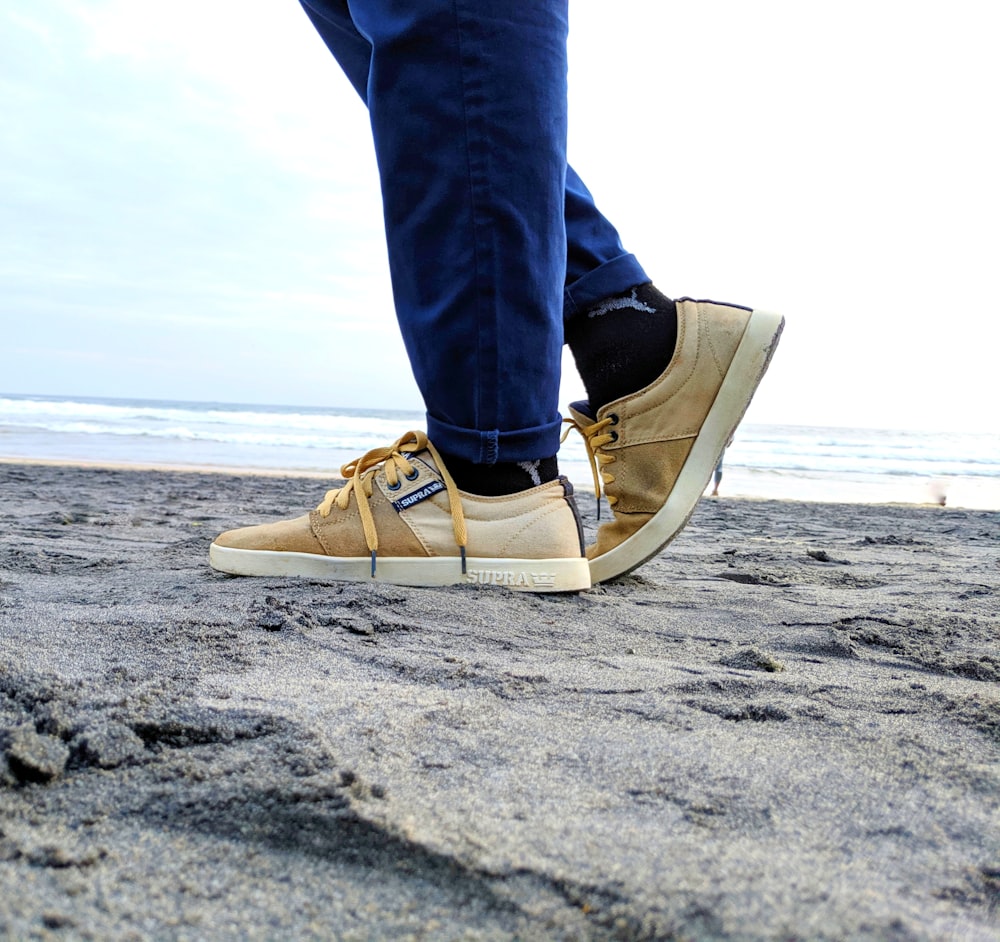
212;514;324;554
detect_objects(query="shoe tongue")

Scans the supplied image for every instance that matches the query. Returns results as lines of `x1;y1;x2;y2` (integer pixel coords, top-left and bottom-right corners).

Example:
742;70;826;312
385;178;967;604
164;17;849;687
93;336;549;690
568;399;595;423
403;448;440;476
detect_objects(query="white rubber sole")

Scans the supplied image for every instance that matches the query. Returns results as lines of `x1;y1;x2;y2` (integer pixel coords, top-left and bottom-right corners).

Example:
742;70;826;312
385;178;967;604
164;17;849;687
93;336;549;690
209;543;591;593
589;309;785;584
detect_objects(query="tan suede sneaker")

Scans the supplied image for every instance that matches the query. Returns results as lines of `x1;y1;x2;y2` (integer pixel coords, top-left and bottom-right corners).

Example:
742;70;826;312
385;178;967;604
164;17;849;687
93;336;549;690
209;431;590;592
567;299;784;583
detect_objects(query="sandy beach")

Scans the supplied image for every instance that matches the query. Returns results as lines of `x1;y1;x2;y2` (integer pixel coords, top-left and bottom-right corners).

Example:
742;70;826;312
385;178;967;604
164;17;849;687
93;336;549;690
1;461;997;940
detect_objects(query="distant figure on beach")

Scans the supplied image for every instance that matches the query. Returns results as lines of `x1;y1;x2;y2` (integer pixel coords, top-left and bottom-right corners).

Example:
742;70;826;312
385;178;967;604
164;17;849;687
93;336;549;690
711;455;724;498
710;438;735;497
927;480;948;506
208;1;784;591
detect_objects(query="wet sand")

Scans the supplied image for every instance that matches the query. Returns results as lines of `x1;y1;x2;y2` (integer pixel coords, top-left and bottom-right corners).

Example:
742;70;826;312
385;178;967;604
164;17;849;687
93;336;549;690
1;462;998;940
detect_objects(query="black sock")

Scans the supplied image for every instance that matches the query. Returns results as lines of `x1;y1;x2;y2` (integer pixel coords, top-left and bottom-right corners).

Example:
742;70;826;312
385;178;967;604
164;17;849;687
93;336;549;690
439;453;559;496
565;282;677;413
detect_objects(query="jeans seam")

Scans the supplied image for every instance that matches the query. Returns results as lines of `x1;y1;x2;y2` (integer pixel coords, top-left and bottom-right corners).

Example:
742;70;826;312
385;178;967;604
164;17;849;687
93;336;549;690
453;0;496;438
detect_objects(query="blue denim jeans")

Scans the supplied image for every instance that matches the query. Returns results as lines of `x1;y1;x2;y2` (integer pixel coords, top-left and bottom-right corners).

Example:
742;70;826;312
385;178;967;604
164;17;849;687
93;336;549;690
300;0;648;463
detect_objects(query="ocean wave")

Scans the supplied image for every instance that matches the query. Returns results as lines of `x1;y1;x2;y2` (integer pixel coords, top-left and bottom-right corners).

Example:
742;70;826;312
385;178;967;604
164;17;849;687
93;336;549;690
1;395;996;482
0;396;421;429
0;421;414;452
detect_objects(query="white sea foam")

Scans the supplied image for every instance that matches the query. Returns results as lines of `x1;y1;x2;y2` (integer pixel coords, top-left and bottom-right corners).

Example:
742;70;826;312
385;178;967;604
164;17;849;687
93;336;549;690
1;394;997;508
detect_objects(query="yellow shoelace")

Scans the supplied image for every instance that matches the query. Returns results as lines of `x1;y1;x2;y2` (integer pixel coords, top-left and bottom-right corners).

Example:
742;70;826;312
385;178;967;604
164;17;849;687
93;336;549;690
316;430;468;575
561;415;619;518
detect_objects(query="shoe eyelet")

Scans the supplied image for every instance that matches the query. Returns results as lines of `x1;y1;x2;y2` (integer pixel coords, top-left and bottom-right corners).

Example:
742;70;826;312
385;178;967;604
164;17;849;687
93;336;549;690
404;468;420;481
386;481;402;491
608;412;619;425
609;430;619;443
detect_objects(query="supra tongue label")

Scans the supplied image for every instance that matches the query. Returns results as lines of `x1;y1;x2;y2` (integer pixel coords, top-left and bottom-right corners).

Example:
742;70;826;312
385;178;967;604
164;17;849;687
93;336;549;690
391;478;444;512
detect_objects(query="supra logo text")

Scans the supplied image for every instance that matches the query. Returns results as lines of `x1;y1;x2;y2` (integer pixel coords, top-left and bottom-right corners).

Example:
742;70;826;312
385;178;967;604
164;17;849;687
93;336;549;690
465;569;556;588
391;479;444;511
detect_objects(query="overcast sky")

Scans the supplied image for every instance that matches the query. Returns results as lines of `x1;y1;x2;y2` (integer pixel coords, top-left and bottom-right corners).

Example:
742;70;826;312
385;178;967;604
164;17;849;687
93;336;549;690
2;0;997;433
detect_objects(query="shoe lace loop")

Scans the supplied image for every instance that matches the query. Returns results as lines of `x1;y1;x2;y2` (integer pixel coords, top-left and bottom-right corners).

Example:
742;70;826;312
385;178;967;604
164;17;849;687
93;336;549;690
316;430;468;563
561;416;619;516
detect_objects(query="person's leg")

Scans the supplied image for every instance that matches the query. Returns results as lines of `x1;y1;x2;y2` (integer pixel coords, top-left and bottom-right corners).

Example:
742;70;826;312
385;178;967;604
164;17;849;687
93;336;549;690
301;0;567;476
292;1;784;588
561;168;681;412
210;0;590;591
711;456;723;497
298;0;665;406
562;166;648;315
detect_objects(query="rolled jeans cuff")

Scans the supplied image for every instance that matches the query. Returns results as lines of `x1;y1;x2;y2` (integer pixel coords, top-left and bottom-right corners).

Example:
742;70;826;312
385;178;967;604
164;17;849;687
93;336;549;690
426;413;564;465
563;253;649;321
